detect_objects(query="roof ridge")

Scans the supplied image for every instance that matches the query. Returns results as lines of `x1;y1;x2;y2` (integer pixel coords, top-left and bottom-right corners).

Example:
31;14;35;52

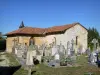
45;22;79;29
5;22;82;36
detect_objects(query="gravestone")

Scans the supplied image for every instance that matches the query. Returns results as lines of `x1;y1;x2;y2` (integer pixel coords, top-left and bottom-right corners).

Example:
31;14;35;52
59;42;65;53
54;53;60;60
78;45;83;55
14;48;18;55
88;39;98;65
15;44;27;58
26;44;36;66
89;51;97;65
48;53;60;67
86;48;91;56
36;45;43;62
23;44;28;59
67;41;71;56
12;38;17;46
48;44;61;67
70;39;75;56
70;55;76;65
42;43;46;56
54;53;60;67
92;39;98;51
15;44;22;57
96;52;100;67
51;45;58;56
97;43;100;52
26;44;36;75
12;38;18;54
48;60;56;67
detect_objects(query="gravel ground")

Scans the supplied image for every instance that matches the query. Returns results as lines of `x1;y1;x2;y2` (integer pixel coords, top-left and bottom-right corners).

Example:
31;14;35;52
0;52;10;66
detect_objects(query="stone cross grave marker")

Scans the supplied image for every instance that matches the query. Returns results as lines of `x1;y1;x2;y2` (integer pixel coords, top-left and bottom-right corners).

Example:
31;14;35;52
26;44;36;75
71;39;74;51
54;37;56;46
13;38;17;46
51;45;58;56
59;41;65;53
26;44;36;66
92;39;98;50
67;41;70;56
54;53;60;60
42;43;46;56
71;39;75;56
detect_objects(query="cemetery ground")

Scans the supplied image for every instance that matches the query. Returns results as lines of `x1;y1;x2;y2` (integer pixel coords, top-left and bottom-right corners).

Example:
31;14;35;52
1;52;100;75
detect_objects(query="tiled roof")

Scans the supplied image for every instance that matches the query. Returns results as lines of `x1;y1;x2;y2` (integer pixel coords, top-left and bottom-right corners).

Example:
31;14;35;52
5;22;84;36
45;23;76;33
6;27;45;35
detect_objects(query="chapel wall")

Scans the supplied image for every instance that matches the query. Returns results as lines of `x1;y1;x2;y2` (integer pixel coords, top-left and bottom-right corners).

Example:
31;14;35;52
6;36;31;53
53;24;88;52
6;36;16;53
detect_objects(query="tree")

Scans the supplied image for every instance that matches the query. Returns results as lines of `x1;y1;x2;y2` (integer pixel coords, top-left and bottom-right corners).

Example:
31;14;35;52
19;21;25;28
0;32;6;50
0;32;4;40
88;27;100;51
0;32;6;40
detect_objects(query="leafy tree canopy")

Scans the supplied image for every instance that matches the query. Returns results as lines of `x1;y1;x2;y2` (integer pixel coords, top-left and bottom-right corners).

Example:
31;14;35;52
88;27;100;51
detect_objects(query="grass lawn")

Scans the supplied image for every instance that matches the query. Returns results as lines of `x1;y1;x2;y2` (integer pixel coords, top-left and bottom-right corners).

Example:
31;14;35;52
4;53;100;75
31;55;100;75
